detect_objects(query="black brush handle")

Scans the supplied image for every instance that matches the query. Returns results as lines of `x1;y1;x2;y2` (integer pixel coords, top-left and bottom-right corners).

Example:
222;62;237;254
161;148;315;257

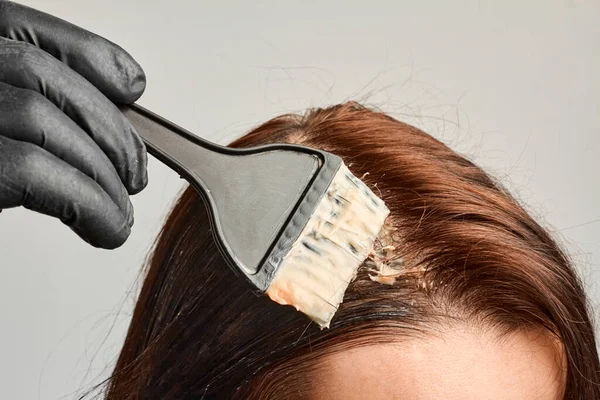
121;104;230;188
120;103;332;293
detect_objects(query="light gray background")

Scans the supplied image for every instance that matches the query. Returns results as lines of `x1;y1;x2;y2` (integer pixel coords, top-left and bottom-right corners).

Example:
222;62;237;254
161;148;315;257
0;0;598;398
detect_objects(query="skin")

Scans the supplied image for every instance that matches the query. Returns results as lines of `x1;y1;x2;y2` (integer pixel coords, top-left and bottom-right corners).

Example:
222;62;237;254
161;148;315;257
311;324;566;400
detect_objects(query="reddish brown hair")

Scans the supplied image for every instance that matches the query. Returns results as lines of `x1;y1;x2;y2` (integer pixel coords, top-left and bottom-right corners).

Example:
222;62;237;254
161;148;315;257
103;102;599;399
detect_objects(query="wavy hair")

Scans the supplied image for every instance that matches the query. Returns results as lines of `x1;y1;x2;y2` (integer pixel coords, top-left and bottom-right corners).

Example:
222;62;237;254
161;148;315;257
104;102;599;399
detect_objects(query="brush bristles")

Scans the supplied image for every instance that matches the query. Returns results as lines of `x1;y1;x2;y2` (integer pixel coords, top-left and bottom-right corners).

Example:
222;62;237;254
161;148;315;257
266;163;390;328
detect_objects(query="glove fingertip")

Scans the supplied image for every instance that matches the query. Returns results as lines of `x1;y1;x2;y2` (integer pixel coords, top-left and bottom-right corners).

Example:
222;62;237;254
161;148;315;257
123;127;149;195
68;207;132;249
127;166;148;195
80;223;131;250
111;48;147;104
128;68;146;103
104;224;131;249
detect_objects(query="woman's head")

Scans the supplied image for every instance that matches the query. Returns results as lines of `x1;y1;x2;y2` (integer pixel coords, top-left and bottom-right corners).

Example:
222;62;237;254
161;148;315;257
106;102;598;399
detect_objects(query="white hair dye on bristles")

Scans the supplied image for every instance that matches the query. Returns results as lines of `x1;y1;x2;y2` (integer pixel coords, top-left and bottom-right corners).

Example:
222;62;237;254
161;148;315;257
265;163;390;328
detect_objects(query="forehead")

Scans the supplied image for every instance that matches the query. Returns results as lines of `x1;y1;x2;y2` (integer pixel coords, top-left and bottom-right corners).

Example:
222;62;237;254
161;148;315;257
309;326;565;400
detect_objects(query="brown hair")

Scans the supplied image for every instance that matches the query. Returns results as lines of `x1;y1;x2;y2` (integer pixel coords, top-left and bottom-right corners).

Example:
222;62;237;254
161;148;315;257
103;102;599;399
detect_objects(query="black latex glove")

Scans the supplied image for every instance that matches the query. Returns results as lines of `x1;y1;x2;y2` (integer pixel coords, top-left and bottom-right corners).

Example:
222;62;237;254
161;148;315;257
0;1;148;249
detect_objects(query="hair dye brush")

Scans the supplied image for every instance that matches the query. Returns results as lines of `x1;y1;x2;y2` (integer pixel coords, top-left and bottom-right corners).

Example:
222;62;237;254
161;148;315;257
121;104;389;328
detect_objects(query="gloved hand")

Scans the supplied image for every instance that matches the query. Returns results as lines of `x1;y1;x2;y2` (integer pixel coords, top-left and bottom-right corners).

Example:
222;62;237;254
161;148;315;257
0;1;147;249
